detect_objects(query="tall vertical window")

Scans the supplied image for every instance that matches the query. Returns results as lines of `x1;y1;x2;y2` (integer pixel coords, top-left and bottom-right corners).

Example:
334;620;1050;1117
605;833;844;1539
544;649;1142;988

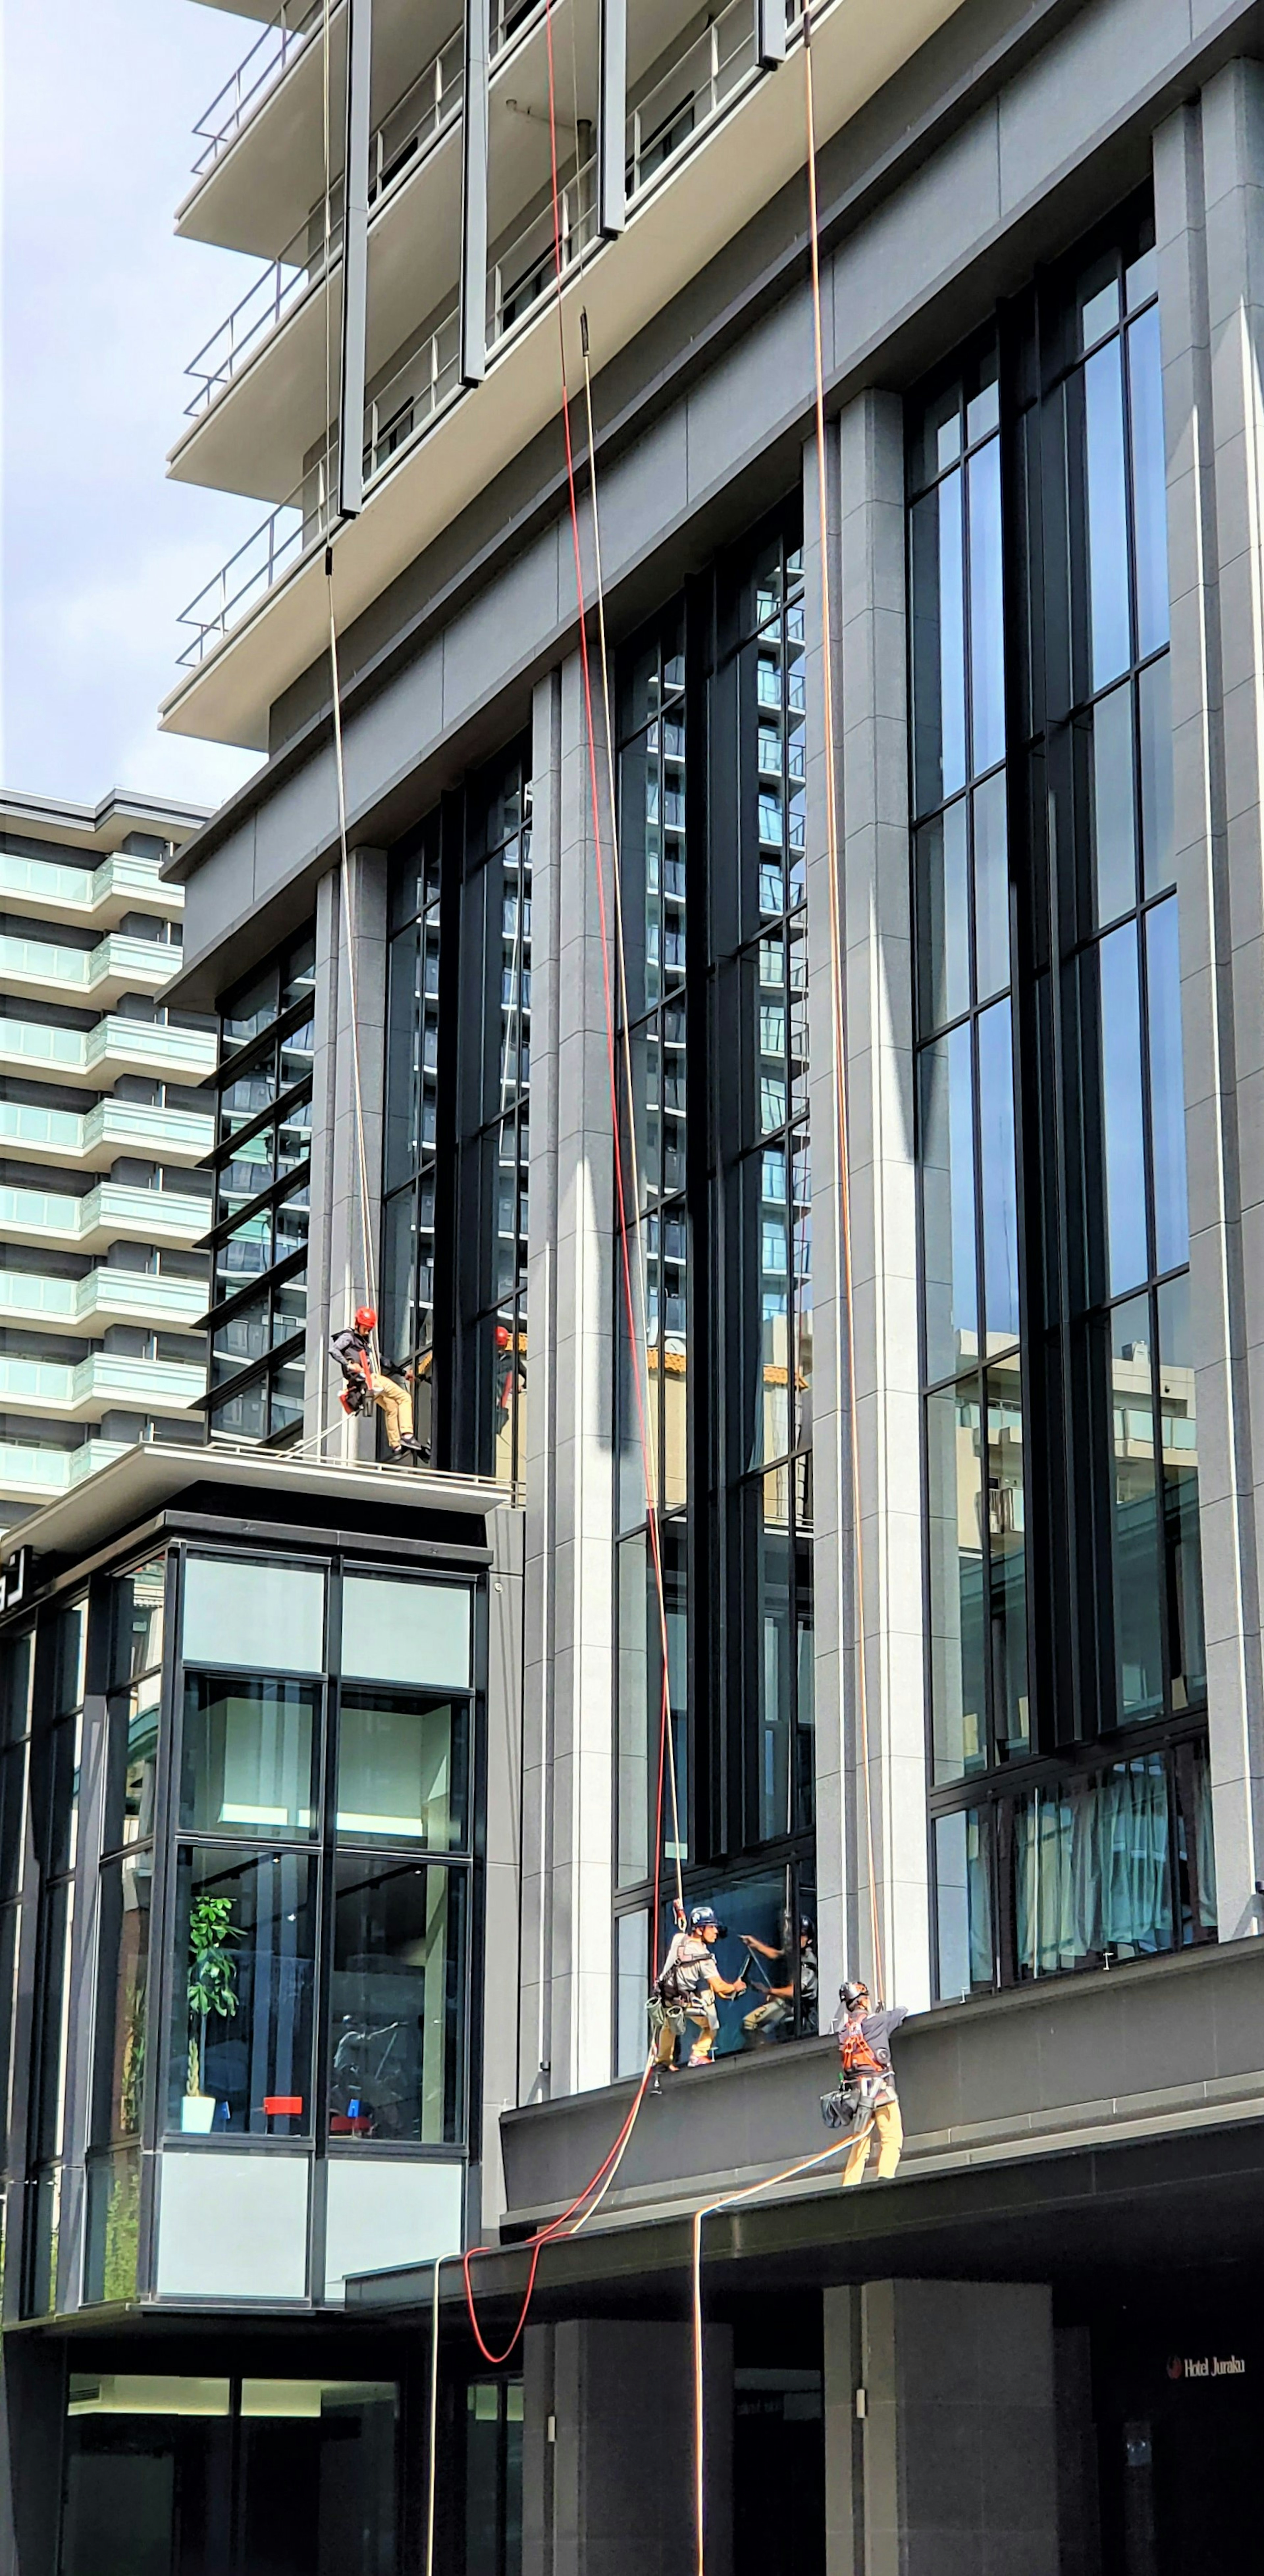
913;203;1214;1997
725;532;814;1857
382;815;443;1462
381;744;531;1482
460;754;531;1487
203;927;315;1445
612;517;816;2074
25;1595;86;2315
86;1555;165;2303
615;612;689;1897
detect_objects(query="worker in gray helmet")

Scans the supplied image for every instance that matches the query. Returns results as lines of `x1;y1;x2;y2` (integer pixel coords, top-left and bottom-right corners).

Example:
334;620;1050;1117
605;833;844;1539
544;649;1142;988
833;1979;907;2186
652;1905;747;2070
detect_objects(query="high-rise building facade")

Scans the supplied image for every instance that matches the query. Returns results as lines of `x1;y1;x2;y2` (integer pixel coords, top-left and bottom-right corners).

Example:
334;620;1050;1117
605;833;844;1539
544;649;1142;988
10;2;1264;2571
0;795;214;1527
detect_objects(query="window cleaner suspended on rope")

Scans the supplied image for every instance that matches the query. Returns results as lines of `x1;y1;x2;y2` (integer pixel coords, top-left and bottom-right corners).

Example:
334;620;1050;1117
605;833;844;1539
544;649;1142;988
649;1903;748;2071
330;1306;427;1462
820;1980;907;2185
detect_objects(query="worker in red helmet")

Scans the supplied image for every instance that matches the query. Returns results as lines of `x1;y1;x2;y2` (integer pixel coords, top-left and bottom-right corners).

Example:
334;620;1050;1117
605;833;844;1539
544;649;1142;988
329;1306;425;1461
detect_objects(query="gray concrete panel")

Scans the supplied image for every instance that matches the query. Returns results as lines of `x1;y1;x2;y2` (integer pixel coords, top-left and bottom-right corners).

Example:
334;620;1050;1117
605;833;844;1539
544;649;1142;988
499;1936;1264;2223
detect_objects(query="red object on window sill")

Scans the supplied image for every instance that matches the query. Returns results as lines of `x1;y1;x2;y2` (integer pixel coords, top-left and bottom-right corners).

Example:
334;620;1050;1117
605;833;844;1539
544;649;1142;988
329;2114;373;2135
263;2096;303;2116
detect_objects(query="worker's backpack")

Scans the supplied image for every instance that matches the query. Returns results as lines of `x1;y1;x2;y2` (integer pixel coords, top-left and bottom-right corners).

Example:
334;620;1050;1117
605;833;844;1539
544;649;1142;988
838;2020;885;2081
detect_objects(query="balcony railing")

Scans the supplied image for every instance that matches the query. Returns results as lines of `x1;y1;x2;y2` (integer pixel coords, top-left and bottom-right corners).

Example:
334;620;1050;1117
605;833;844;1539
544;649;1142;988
174;0;779;664
488;157;596;346
0;1269;207;1333
0;1015;215;1086
192;0;325;179
186;203;344;419
178;301;462;665
0;1181;209;1251
0;1099;212;1166
626;0;758;202
184;21;463;422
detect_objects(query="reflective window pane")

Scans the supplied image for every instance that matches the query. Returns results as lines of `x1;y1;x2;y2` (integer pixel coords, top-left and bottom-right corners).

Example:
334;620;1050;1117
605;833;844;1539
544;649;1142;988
336;1690;467;1849
111;1558;166;1687
916;802;969;1032
934;1808;993;1997
1127;303;1170;661
341;1574;471;1689
1091;682;1137;928
104;1675;160;1853
180;1674;319;1839
968;441;1005;776
978;999;1019;1352
182;1556;326;1675
329;1859;464;2143
1098;923;1148;1295
986;1360;1029;1756
94;1853;152;2145
1108;1297;1164;1723
1084;337;1131;689
1139;655;1174;894
170;1849;315;2137
972;772;1009;1003
911;475;967;814
1014;1759;1172;1975
1158;1274;1205;1711
926;1384;986;1782
1145;897;1189;1275
920;1025;977;1383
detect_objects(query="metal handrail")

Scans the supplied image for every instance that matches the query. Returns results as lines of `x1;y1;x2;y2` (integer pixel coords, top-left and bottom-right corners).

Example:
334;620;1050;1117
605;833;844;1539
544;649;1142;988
184;18;463;420
363;308;462;481
626;0;758;201
192;0;326;178
488;156;597;345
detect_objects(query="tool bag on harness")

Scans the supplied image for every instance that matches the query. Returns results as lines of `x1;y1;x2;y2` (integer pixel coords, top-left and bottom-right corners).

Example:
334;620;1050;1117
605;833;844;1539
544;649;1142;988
339;1371;373;1419
820;2021;889;2131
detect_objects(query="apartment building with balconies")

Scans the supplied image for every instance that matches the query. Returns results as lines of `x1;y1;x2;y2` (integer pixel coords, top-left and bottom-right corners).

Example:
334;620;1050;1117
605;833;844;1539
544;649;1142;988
15;1;1264;2573
0;794;215;1524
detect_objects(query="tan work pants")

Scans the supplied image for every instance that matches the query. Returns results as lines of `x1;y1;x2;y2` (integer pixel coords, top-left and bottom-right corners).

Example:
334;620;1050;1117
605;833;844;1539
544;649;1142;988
371;1372;414;1449
841;2090;903;2187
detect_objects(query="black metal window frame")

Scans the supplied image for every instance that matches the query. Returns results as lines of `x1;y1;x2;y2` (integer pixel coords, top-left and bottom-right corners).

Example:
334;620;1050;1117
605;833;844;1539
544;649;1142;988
202;927;316;1447
381;739;532;1484
909;195;1214;1998
22;1594;89;2315
610;507;817;2061
151;1544;480;2160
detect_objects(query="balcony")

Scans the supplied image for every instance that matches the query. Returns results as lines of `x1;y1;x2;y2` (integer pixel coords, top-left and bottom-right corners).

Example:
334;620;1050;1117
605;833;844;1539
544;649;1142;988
0;848;183;931
166;0;965;745
0;1351;205;1425
0;1013;216;1091
0;932;182;1013
0;1437;129;1505
0;1181;210;1257
0;1267;207;1340
0;1099;212;1175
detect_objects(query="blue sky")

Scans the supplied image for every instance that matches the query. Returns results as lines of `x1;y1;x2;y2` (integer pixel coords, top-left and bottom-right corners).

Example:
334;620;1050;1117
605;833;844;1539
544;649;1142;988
2;0;272;815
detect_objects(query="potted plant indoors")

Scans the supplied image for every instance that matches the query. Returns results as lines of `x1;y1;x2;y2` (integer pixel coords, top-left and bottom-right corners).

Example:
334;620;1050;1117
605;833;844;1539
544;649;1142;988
183;1891;242;2133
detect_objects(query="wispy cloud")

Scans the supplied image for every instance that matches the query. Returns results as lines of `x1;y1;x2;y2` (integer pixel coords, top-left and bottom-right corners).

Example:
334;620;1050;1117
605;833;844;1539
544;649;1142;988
2;0;270;812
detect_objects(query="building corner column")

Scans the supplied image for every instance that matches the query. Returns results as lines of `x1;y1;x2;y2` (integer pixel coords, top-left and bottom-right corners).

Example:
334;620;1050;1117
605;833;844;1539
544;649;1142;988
1156;65;1264;1936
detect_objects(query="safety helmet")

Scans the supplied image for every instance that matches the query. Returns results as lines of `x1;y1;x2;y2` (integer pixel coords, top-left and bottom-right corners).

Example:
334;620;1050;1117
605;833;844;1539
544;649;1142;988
355;1306;377;1333
839;1980;869;2011
799;1917;815;1938
690;1905;717;1929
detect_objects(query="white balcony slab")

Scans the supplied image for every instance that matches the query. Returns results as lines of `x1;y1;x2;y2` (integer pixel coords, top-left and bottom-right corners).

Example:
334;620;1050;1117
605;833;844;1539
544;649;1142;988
0;932;181;1013
0;1351;204;1423
0;850;183;931
0;1268;206;1337
0;1098;212;1174
0;1014;216;1093
0;1181;209;1256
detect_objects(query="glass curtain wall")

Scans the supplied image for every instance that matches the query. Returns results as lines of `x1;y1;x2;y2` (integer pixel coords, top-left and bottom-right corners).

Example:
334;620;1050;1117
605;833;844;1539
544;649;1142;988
912;200;1214;1996
166;1554;471;2150
0;1624;31;2286
204;928;316;1444
612;517;816;2074
381;743;531;1482
86;1557;166;2303
25;1596;87;2314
